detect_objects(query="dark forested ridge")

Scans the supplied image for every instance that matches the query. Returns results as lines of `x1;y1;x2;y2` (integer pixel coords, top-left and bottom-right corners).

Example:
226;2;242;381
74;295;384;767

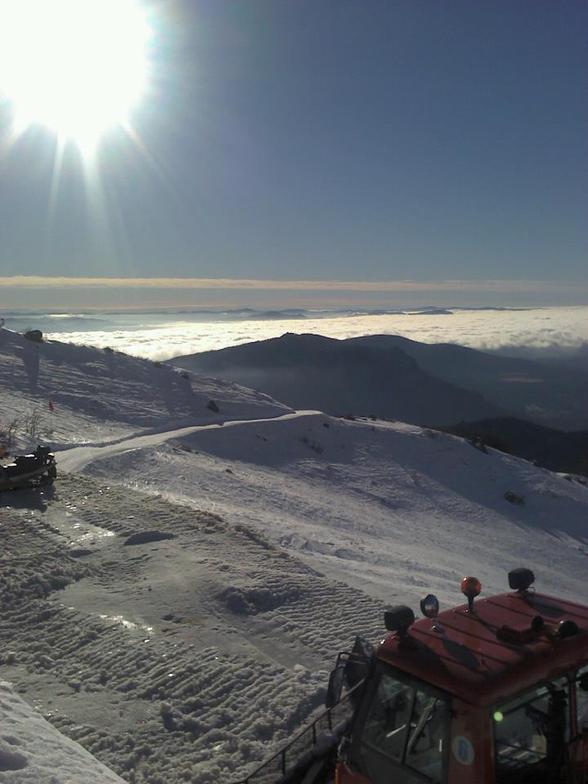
171;333;503;427
443;417;588;478
346;335;588;431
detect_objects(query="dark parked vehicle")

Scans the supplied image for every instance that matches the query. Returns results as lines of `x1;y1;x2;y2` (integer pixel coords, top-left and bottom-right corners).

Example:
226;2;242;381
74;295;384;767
0;446;57;491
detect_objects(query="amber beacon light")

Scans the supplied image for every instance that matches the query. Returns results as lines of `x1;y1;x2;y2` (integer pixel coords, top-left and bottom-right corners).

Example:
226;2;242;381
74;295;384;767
461;575;482;612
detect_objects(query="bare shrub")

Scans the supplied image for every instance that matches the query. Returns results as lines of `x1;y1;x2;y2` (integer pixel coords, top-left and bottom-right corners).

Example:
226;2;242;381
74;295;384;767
20;407;53;444
0;416;20;450
23;408;43;441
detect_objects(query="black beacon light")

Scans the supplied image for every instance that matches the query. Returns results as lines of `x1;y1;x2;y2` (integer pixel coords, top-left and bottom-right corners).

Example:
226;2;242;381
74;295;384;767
508;568;535;593
384;605;415;636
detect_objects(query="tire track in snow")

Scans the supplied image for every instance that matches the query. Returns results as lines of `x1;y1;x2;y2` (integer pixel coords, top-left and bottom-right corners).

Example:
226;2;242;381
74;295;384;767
0;473;383;783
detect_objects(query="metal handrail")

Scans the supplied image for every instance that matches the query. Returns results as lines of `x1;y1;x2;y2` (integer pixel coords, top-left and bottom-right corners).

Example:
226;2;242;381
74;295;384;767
233;681;364;784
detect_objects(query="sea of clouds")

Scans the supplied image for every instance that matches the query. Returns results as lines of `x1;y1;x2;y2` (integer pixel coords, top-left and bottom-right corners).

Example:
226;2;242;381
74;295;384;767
3;305;586;361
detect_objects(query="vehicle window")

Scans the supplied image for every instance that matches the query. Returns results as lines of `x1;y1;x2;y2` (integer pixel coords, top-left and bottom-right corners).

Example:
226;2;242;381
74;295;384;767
576;665;588;732
493;678;569;782
362;674;413;762
405;690;448;778
360;670;447;783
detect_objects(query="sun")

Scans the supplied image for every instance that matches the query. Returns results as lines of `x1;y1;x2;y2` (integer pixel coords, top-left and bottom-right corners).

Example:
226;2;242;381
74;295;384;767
0;0;151;151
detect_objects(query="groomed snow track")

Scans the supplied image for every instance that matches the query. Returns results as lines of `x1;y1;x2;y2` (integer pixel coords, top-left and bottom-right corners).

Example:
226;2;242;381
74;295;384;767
0;474;383;783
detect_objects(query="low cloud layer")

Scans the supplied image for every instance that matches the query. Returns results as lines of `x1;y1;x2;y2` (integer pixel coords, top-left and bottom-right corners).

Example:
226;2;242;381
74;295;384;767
35;306;588;361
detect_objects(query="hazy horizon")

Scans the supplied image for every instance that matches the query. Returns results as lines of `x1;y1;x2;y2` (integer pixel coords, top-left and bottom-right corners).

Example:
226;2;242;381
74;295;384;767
2;275;588;313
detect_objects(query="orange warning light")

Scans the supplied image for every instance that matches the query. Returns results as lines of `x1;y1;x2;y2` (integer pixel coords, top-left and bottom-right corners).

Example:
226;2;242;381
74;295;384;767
461;576;482;598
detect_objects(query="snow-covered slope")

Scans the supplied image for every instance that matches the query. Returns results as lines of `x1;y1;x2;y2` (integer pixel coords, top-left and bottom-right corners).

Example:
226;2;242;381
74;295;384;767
0;327;290;449
0;681;125;783
2;331;588;784
75;412;588;606
1;472;372;783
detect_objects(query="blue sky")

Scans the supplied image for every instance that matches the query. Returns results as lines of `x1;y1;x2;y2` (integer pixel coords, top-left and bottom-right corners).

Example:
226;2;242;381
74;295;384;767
0;0;586;301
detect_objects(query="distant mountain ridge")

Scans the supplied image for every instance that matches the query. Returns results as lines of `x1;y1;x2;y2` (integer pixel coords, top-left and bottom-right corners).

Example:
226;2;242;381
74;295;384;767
442;417;588;479
347;334;588;430
172;331;588;431
171;332;503;427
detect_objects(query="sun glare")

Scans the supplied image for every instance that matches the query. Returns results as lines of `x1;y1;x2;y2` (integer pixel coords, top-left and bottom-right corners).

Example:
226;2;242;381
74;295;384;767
0;0;151;151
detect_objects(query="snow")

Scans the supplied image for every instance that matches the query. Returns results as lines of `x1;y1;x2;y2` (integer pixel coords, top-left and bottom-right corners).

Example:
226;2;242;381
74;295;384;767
57;410;321;474
0;327;290;450
0;681;125;783
2;326;588;783
69;412;588;606
0;477;350;782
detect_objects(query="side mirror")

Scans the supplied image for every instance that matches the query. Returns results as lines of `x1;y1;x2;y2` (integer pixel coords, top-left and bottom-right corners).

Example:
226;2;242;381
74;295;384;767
326;666;345;709
579;674;588;692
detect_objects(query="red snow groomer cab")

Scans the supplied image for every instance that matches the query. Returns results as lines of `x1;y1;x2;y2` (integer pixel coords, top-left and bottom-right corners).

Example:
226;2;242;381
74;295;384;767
332;569;588;784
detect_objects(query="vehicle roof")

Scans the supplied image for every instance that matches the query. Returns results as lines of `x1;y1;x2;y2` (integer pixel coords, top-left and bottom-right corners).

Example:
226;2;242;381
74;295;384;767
377;591;588;707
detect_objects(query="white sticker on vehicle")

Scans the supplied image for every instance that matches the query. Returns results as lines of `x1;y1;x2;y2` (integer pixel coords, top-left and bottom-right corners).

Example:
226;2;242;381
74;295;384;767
452;735;475;765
